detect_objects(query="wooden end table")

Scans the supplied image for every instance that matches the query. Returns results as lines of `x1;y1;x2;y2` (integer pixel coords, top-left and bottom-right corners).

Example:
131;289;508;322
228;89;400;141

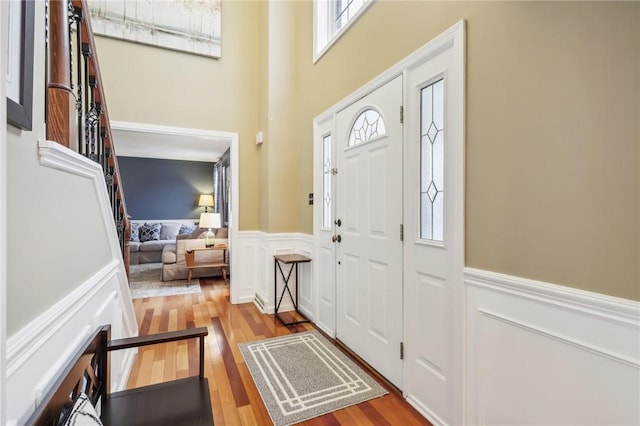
184;244;228;285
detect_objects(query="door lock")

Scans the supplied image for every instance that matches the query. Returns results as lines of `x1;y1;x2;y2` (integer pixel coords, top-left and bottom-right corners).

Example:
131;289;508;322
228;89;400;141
332;234;342;243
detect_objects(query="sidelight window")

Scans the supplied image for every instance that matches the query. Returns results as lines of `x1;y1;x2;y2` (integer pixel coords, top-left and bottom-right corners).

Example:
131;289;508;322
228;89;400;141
420;79;444;241
322;134;332;229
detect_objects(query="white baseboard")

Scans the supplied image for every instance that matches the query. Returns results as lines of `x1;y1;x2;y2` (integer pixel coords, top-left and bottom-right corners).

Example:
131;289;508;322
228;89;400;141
465;268;640;426
233;231;313;321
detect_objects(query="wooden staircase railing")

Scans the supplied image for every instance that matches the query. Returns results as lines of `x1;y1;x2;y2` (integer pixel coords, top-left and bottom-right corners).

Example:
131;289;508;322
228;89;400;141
47;0;131;276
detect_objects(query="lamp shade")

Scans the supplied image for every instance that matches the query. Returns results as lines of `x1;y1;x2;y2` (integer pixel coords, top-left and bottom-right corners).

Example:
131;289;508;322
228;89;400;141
198;194;214;208
199;212;221;229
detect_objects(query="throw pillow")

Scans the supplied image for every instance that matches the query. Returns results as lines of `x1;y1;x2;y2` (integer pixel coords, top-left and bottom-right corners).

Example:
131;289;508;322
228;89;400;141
216;227;228;238
130;222;140;242
179;225;196;235
61;392;103;426
139;223;161;242
160;223;182;240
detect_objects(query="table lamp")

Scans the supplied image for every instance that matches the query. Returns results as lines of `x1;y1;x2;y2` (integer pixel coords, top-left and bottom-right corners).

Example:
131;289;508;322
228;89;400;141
198;194;214;212
199;212;221;247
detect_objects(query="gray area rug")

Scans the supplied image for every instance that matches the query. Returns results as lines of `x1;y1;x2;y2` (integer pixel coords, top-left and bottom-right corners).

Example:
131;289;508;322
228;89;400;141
239;331;387;426
128;263;201;299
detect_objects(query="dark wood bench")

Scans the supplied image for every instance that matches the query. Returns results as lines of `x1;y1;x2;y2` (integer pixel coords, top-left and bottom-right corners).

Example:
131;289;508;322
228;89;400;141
25;325;214;425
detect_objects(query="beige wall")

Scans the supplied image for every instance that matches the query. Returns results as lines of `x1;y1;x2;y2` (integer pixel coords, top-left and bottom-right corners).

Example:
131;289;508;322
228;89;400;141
289;1;639;300
6;2;113;336
94;0;262;230
91;1;639;300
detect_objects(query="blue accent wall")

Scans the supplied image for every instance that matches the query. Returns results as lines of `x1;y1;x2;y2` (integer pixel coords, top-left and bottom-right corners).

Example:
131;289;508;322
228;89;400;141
118;157;214;220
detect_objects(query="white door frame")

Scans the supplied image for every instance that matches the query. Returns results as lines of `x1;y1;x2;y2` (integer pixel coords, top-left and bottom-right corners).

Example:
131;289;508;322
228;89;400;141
0;1;8;423
109;121;241;304
313;20;466;425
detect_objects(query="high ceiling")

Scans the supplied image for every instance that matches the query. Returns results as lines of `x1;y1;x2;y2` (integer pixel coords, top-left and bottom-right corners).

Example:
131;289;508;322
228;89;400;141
111;121;230;163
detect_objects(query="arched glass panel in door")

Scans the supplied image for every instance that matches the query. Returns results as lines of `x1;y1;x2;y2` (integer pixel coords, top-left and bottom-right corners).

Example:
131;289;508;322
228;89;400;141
348;108;386;146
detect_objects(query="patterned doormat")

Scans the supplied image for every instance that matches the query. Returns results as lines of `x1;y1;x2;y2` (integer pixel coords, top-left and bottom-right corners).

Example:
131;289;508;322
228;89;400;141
128;263;201;299
239;331;387;426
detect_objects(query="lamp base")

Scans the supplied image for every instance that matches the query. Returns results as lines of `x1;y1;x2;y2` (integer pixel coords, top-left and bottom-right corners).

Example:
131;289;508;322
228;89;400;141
205;228;215;247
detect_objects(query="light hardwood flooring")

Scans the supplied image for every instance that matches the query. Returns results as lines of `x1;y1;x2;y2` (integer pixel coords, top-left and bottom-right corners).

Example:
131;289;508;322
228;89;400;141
127;276;431;425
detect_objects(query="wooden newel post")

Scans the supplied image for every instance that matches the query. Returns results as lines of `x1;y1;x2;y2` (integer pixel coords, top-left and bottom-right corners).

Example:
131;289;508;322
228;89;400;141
47;0;76;149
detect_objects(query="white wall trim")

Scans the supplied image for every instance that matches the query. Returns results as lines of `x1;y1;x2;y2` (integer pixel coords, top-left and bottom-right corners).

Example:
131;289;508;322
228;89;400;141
1;140;141;422
37;140;137;335
0;2;8;422
111;121;236;140
6;260;119;375
465;268;640;425
234;231;313;317
315;20;464;124
465;268;640;326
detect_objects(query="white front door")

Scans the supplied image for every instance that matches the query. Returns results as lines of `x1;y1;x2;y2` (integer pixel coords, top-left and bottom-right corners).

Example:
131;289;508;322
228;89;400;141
335;75;404;388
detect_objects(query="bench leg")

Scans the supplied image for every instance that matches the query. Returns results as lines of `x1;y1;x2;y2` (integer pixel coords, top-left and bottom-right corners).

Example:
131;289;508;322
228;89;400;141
187;269;193;285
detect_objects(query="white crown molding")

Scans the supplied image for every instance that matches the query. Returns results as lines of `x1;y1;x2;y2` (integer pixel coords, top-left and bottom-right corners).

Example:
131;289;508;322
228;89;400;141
110;120;237;140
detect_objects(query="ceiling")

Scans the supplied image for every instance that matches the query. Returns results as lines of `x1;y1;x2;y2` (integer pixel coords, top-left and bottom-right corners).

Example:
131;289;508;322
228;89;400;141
111;121;231;163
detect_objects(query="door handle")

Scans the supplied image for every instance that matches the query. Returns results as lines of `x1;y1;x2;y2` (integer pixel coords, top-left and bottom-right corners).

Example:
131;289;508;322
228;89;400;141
334;219;342;227
332;235;342;243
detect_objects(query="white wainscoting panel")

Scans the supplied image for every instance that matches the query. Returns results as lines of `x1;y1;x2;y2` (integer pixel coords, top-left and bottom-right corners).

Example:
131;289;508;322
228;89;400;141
234;231;313;320
4;141;139;424
465;268;640;426
6;261;136;424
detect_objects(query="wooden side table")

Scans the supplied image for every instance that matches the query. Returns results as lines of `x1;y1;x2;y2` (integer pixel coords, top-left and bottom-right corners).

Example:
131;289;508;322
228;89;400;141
274;253;311;326
184;243;228;285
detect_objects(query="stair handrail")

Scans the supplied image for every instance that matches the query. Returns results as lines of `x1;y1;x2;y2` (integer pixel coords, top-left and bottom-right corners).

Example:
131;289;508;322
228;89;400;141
46;0;131;275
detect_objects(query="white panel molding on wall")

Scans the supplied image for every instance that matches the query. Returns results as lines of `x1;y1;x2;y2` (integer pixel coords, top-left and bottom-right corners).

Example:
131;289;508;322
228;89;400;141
233;231;313;319
465;268;640;426
4;141;140;424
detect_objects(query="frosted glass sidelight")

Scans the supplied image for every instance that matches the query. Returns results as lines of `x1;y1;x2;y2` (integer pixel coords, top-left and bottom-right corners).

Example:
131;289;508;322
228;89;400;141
420;79;444;242
348;109;386;147
323;134;332;229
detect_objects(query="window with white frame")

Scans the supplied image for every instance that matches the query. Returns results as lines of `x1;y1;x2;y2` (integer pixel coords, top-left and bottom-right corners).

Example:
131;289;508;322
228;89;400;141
314;0;373;62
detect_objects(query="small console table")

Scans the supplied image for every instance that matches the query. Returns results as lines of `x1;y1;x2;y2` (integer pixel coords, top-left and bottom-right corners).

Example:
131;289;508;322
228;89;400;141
274;253;311;326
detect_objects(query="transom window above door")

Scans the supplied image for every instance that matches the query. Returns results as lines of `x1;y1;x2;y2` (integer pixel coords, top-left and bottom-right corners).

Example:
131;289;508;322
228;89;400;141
314;0;374;62
348;108;386;146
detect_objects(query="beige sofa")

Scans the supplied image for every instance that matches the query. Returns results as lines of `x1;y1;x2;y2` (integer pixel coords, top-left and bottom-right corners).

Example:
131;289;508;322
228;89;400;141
160;228;228;281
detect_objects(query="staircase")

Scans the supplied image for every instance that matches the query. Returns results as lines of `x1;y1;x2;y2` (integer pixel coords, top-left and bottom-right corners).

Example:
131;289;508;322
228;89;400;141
47;0;131;274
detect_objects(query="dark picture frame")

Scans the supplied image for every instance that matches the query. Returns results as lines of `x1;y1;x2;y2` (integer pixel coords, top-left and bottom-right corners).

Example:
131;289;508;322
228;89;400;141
6;0;35;131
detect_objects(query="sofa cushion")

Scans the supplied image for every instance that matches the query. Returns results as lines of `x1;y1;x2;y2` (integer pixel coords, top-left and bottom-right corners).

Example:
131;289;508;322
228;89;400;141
215;227;228;238
139;240;173;252
139;223;161;242
162;244;177;264
130;223;141;242
189;228;208;239
179;224;197;235
160;223;182;240
177;238;207;257
129;241;141;252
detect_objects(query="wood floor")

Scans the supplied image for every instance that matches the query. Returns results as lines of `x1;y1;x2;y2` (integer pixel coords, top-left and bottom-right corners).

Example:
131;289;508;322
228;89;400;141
127;276;431;426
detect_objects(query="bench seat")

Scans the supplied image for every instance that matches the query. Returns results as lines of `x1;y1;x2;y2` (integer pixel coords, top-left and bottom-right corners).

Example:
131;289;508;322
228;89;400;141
103;377;213;425
25;325;214;426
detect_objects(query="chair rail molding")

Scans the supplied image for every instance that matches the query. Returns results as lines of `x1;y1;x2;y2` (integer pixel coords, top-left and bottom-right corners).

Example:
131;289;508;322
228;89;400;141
465;267;640;425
